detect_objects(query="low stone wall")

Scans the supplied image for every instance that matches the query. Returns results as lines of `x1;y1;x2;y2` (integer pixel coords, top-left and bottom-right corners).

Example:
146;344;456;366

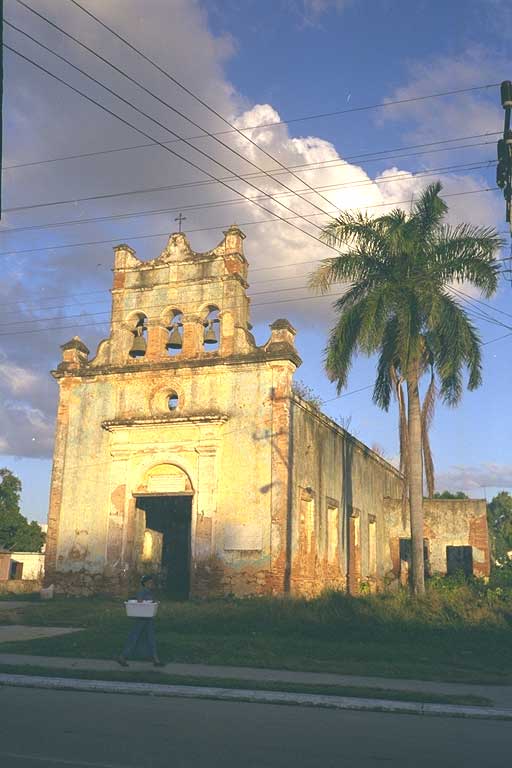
0;579;42;595
45;569;137;597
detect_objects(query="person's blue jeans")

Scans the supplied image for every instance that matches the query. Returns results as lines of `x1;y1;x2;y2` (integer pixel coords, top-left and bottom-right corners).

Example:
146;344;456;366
121;618;157;659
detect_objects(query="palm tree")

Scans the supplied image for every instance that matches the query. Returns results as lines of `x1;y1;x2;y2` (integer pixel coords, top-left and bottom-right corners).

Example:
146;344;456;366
310;182;502;594
391;335;436;505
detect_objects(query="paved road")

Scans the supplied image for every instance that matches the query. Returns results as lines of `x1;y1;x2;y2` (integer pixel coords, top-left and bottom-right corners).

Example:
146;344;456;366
0;686;508;768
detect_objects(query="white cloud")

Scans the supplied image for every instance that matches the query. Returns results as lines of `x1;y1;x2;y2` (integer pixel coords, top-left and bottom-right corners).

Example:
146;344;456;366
379;46;503;147
0;360;38;394
0;0;503;459
437;463;512;493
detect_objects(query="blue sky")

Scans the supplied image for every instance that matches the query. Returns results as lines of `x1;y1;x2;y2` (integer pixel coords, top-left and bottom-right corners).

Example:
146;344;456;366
1;0;511;523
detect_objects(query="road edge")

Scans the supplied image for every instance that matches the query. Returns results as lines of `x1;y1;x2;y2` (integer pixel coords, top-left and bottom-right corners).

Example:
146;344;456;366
1;673;511;720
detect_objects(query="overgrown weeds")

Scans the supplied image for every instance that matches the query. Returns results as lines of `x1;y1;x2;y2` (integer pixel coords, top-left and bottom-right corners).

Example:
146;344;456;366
1;579;511;683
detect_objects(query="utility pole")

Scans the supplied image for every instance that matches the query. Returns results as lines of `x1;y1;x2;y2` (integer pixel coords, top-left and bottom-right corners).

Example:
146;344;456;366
0;4;3;219
497;81;512;232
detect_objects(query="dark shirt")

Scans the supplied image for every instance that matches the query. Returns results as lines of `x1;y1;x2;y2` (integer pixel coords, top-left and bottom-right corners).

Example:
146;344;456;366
136;586;155;602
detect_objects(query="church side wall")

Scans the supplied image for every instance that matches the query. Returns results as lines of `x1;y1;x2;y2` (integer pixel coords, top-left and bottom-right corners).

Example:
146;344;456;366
289;398;404;597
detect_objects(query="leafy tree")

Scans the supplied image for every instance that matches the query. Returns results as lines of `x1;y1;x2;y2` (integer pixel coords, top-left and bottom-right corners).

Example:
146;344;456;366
0;468;45;552
310;182;501;594
487;491;512;565
433;490;469;499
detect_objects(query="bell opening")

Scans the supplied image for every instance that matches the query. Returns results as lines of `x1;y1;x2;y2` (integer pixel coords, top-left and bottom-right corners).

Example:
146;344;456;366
129;317;147;358
202;307;220;351
166;311;183;356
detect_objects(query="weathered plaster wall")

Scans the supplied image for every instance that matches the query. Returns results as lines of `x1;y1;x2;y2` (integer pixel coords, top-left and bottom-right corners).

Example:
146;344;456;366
384;498;490;579
289;397;404;597
47;359;296;596
9;553;45;580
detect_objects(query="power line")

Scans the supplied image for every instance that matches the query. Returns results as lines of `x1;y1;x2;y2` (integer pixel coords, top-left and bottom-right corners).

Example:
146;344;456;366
8;4;500;230
5;275;512;334
2;129;500;175
321;385;374;404
5;270;512;328
6;15;336;223
449;286;512;327
4;241;512;311
1;206;509;265
3;290;512;342
0;131;499;237
4;43;337;254
5;0;500;154
63;0;505;222
64;1;498;120
450;284;512;321
18;2;338;218
1;156;493;217
483;330;512;344
1;280;334;327
0;289;352;336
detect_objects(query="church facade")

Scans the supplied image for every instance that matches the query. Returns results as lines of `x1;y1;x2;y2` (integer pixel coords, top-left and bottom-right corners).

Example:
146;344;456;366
45;228;490;597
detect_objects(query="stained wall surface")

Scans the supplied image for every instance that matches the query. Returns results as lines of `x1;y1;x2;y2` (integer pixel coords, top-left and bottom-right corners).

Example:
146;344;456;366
289;397;404;596
384;497;490;580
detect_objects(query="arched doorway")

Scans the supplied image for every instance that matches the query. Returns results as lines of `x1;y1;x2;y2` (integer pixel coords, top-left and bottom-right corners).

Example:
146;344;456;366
135;464;194;599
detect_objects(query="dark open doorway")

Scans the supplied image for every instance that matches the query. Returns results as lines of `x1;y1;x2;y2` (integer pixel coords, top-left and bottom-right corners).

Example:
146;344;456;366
136;495;192;599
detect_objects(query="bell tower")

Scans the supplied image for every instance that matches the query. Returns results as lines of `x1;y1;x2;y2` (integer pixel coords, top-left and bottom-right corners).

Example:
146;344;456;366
91;224;255;369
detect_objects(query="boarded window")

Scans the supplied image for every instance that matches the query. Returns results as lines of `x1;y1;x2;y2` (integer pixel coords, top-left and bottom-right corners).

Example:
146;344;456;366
446;546;473;577
368;517;377;579
327;503;339;564
300;489;315;553
399;538;431;578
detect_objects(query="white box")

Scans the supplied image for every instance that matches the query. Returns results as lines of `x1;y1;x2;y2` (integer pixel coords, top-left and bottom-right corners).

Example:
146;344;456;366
124;600;159;618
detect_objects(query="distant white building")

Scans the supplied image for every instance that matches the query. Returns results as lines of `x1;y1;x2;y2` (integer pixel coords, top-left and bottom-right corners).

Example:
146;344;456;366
9;552;45;580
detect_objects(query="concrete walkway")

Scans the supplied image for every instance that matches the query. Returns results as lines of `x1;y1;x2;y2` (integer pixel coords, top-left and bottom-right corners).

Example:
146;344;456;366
0;652;511;709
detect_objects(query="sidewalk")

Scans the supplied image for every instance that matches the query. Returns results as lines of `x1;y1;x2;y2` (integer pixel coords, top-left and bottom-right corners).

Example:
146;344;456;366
1;652;512;710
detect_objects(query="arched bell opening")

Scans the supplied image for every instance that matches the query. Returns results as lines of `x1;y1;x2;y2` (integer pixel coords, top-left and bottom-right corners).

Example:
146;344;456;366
165;309;184;356
202;306;220;351
128;313;148;358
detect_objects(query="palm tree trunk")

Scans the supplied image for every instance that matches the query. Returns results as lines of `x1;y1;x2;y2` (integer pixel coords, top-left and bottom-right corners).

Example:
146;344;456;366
407;365;425;595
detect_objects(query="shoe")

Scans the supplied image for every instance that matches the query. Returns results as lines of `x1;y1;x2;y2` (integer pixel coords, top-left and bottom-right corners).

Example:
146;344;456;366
153;659;165;668
117;656;129;667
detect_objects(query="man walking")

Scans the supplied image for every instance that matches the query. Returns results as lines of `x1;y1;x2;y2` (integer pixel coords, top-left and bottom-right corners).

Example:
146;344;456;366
117;574;164;667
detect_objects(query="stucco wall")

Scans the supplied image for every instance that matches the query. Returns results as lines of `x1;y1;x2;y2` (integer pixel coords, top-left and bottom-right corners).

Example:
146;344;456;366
47;360;293;597
289;397;404;597
384;497;490;580
9;553;45;580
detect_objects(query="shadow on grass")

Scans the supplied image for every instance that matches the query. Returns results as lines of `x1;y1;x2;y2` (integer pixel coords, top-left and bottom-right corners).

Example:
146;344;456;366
1;585;511;684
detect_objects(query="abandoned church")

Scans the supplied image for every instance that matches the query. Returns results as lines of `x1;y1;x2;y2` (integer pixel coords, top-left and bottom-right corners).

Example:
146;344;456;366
45;227;490;598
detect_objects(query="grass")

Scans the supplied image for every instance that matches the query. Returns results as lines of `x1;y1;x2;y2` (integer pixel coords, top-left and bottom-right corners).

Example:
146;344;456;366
0;664;492;707
1;582;512;684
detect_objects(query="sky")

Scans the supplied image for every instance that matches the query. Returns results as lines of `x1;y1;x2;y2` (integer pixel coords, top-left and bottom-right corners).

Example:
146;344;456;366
1;0;512;523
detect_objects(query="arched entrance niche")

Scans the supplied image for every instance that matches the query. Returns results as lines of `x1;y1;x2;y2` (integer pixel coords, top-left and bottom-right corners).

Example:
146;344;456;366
134;463;194;599
139;463;194;496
